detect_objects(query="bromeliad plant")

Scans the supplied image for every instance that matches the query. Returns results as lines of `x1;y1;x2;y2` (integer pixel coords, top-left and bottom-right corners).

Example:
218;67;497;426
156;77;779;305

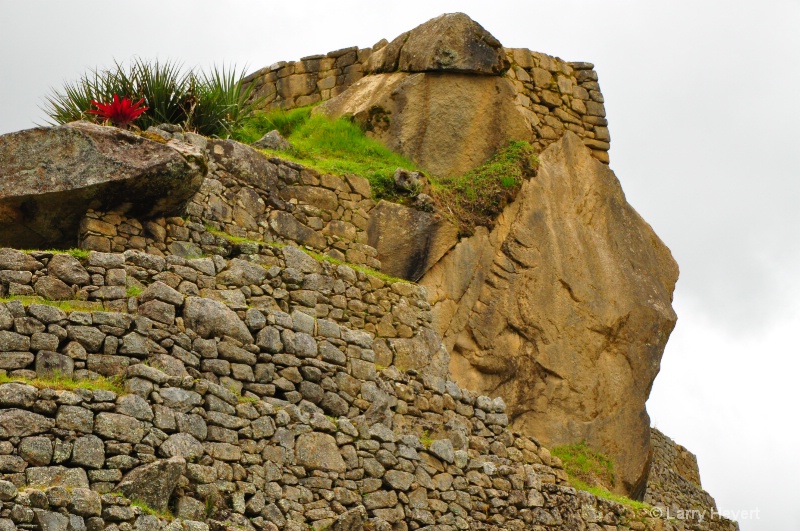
42;58;259;137
87;94;148;128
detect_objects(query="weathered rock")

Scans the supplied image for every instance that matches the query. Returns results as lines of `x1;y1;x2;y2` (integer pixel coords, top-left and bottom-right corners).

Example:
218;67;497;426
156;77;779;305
0;248;43;271
0;382;38;407
0;408;55;437
0;121;206;248
253;130;292;151
183;296;253;344
367;13;508;75
47;254;90;286
159;433;204;461
318;72;532;177
329;506;367;531
117;457;187;512
295;432;346;473
26;466;89;488
34;276;74;300
94;412;145;444
367;201;458;281
35;351;74;379
420;132;679;497
216;258;267;287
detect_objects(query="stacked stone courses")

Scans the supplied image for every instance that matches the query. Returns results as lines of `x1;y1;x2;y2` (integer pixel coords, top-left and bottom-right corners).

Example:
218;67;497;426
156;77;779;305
0;135;737;531
78;128;381;272
243;46;611;163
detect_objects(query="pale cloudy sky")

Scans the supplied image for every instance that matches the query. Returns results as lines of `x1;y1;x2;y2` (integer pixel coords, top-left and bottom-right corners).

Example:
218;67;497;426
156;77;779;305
2;1;799;529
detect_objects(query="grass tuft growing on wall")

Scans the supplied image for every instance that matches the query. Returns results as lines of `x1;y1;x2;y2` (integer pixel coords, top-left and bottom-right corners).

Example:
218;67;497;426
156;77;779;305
231;107;418;198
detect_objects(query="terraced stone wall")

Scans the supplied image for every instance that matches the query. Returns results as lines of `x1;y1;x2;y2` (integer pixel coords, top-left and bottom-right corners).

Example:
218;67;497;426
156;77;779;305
79;130;380;270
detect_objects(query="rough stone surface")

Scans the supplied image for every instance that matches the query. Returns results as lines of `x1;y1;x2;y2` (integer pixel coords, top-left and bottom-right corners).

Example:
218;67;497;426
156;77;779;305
421;132;679;497
183;296;253;344
252;130;292;151
117;457;187;512
0;121;206;248
295;432;346;473
367;200;458;281
369;12;508;75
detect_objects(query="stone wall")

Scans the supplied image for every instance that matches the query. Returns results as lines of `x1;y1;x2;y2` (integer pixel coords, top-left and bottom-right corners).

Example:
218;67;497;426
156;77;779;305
79;128;381;271
645;428;727;525
0;246;689;531
243;45;610;163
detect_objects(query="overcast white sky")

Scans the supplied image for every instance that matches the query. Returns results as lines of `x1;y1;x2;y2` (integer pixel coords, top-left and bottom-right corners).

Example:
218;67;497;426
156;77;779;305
2;1;799;529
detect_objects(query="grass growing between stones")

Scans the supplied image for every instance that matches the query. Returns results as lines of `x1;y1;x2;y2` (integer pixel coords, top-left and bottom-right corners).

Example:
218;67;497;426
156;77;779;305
22;248;91;260
129;498;174;521
231;106;418;198
0;372;126;394
552;440;651;511
0;295;106;313
429;140;538;237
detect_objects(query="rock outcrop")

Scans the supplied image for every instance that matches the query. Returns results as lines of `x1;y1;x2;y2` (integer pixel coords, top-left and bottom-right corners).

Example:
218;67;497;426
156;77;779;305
367;200;459;281
0;122;206;249
365;12;509;75
421;132;679;497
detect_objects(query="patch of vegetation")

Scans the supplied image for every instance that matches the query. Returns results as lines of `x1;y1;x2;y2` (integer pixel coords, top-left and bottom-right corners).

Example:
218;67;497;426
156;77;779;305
0;295;105;313
42;58;258;137
125;286;143;298
420;430;434;449
231;107;418;198
129;498;174;521
205;226;266;247
552;440;651;511
0;372;126;394
230;106;314;142
430;140;538;236
22;248;90;260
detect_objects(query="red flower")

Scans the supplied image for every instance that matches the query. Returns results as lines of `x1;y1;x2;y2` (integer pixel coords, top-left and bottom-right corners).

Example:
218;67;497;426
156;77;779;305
87;94;148;127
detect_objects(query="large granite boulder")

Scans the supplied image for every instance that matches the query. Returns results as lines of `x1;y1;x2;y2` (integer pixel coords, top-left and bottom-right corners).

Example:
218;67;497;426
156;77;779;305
318;72;533;177
366;12;509;75
367;200;458;281
0;121;206;249
420;132;679;498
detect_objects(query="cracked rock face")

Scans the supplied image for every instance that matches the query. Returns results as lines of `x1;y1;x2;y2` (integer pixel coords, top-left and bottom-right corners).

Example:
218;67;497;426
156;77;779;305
420;132;679;497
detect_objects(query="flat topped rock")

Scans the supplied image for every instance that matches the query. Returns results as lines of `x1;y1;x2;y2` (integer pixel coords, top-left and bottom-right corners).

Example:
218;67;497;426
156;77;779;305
0;121;206;249
368;12;509;75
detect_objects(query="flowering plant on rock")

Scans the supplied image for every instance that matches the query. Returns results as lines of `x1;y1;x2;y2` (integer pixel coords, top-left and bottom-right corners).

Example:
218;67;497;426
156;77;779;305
87;94;148;128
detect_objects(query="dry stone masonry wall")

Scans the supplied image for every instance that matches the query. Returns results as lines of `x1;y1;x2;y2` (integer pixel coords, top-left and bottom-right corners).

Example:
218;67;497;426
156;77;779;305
644;429;732;528
79;128;381;271
1;247;691;531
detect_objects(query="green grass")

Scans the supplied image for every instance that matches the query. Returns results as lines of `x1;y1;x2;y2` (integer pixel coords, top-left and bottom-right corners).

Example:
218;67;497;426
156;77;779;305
231;107;418;198
430;140;538;236
552;440;651;511
0;295;105;313
125;286;143;298
22;248;90;260
130;498;174;520
0;372;126;394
